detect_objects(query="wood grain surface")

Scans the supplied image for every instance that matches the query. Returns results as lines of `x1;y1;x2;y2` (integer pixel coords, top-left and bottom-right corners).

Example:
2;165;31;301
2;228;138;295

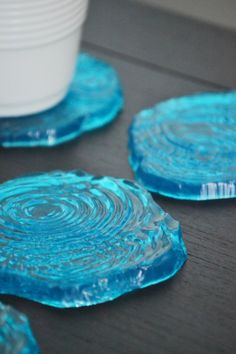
0;1;235;353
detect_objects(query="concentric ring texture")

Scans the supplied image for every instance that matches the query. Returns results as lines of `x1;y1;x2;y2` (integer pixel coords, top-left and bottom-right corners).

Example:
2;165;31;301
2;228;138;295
129;91;236;200
0;170;187;308
0;302;39;354
0;53;123;147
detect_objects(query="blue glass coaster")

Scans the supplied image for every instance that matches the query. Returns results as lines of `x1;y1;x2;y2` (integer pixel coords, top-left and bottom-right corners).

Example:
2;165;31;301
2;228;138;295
0;170;187;308
129;91;236;200
0;53;123;147
0;302;39;354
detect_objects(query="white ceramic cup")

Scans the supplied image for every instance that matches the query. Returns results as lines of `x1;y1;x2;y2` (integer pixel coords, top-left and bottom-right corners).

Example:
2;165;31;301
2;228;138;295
0;0;89;117
0;1;88;27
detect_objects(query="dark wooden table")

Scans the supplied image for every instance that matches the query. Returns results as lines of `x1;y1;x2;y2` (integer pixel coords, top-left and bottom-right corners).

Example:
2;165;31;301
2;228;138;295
0;1;236;353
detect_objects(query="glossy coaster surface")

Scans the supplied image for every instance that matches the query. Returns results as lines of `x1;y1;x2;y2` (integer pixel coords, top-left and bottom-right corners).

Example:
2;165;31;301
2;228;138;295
0;53;123;147
0;170;187;308
129;91;236;200
0;302;39;354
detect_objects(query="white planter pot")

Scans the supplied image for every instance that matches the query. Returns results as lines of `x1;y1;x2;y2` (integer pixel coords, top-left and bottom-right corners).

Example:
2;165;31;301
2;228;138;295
0;0;89;117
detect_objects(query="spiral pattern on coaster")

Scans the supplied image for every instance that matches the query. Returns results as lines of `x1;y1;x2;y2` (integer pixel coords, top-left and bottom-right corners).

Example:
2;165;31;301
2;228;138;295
0;171;187;308
0;53;123;147
0;302;39;353
129;91;236;200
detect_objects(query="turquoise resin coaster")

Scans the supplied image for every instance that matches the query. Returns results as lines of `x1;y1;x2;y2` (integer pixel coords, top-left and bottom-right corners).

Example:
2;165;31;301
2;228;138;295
0;53;123;147
0;170;187;308
129;92;236;200
0;302;39;354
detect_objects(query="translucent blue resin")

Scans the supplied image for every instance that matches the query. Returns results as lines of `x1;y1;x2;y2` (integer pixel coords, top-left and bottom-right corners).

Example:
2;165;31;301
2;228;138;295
0;53;123;147
0;302;39;354
129;92;236;200
0;170;187;308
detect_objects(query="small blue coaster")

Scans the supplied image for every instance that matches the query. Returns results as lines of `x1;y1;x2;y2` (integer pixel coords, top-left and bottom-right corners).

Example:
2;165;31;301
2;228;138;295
0;170;187;308
129;92;236;200
0;302;39;354
0;53;123;147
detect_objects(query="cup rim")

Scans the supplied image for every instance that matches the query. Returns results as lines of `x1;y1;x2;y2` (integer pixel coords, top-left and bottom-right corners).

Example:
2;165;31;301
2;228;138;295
0;1;88;22
0;1;88;39
0;5;87;34
0;22;83;49
0;1;88;21
0;0;86;10
0;12;87;40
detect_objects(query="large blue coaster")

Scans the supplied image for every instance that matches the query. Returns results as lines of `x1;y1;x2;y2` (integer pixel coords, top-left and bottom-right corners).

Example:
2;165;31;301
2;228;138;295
129;92;236;200
0;170;187;308
0;53;123;147
0;302;39;354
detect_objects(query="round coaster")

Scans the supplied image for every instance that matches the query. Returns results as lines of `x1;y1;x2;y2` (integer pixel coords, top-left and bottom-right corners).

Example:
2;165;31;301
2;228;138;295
0;302;39;353
0;170;187;308
129;92;236;200
0;53;123;147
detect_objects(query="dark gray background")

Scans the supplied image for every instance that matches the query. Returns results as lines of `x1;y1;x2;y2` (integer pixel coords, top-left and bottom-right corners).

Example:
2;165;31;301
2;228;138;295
0;1;236;353
135;0;236;31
